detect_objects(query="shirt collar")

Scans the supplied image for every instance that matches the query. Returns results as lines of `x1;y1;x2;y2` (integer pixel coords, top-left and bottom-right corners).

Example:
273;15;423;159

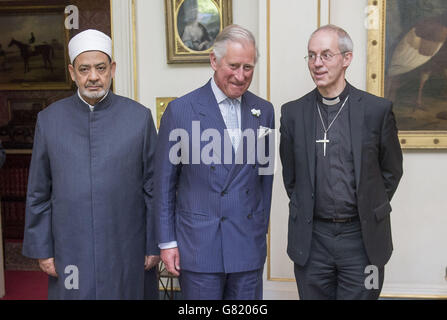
316;81;350;106
210;77;242;105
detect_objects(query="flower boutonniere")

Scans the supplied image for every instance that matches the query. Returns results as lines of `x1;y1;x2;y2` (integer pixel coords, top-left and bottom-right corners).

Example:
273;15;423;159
251;108;261;117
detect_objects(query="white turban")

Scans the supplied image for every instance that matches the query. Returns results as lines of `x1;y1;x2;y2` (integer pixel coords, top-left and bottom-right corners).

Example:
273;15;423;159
68;29;112;64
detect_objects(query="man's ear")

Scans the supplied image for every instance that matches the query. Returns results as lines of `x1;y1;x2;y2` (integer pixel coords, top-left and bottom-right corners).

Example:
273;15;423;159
210;52;218;71
68;64;76;82
343;51;353;68
110;61;117;78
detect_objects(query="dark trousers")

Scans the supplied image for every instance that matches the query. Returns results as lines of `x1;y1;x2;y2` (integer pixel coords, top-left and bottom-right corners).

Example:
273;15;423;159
179;268;263;300
294;219;384;300
144;267;159;300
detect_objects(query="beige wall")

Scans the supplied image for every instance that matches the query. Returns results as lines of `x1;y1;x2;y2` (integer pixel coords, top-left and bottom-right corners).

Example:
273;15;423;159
112;0;447;298
134;0;260;116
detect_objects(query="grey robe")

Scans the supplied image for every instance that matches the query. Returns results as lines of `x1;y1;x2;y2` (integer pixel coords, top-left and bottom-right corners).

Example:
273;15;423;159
22;92;159;299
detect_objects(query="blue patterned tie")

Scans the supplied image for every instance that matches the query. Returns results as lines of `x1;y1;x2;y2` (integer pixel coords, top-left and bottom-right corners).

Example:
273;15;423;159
226;98;240;151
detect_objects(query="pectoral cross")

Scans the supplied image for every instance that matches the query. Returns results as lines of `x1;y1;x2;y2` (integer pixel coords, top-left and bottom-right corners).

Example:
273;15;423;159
316;132;329;157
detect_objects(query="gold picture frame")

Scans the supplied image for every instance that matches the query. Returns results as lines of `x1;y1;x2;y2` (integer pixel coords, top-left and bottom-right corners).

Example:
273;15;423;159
156;97;177;129
0;5;71;90
164;0;232;64
367;0;447;149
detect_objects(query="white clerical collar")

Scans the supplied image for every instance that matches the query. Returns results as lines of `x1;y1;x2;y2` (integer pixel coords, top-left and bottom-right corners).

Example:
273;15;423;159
318;81;350;106
210;77;242;104
322;96;340;106
77;90;109;112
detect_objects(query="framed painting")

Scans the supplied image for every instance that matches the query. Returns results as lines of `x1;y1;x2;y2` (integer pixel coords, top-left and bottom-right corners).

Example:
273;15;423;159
367;0;447;149
165;0;233;64
0;99;47;150
0;5;71;90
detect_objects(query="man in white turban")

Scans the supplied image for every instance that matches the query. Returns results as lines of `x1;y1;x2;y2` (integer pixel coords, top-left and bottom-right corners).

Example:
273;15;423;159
23;29;160;299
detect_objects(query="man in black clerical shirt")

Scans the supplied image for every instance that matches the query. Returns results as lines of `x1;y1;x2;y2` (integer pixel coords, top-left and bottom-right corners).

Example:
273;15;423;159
280;24;403;299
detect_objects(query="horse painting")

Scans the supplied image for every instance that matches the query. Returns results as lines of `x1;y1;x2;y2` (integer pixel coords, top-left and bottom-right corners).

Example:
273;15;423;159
8;38;54;73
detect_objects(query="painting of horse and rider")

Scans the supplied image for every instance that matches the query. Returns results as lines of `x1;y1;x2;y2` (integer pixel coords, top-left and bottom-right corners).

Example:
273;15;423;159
0;6;71;90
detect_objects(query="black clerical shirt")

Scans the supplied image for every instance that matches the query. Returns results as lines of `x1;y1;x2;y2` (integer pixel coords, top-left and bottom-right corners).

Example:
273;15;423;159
314;83;358;220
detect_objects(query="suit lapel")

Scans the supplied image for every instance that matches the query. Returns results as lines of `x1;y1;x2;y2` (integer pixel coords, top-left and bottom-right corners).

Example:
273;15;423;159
304;91;317;190
191;81;231;171
349;87;364;190
192;81;227;134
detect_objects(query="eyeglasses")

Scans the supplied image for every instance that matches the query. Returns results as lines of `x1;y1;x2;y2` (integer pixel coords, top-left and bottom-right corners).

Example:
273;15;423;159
304;52;347;63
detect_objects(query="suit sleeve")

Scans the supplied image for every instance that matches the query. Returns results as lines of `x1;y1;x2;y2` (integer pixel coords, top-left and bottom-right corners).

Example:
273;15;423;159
22;115;54;259
154;102;182;245
143;110;160;256
379;102;403;200
279;104;296;199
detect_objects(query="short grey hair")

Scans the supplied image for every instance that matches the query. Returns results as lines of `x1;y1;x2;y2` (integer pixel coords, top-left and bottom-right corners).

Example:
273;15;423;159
309;24;353;53
212;24;259;63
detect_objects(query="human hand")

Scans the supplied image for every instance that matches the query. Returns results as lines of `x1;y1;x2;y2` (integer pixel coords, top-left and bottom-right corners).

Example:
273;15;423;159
38;257;58;277
144;255;161;270
160;247;180;276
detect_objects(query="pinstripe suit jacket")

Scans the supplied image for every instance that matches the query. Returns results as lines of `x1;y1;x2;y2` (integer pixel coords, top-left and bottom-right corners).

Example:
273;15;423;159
154;80;275;273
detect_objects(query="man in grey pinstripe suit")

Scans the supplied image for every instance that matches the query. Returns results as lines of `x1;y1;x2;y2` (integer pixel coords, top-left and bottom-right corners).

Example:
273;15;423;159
154;25;275;300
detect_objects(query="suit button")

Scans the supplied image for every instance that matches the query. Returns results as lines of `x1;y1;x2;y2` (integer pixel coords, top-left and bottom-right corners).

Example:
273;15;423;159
221;191;226;196
307;218;311;224
246;189;249;195
311;193;314;199
247;213;253;219
221;217;227;222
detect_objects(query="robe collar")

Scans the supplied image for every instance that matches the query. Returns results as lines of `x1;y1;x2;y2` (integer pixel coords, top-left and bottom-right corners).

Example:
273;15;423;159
75;89;114;112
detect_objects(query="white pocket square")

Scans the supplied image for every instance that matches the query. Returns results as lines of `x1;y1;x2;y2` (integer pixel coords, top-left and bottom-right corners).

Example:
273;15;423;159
258;126;272;139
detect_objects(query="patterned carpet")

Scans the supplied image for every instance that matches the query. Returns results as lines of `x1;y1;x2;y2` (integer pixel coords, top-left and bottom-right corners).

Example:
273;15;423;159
4;241;40;271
